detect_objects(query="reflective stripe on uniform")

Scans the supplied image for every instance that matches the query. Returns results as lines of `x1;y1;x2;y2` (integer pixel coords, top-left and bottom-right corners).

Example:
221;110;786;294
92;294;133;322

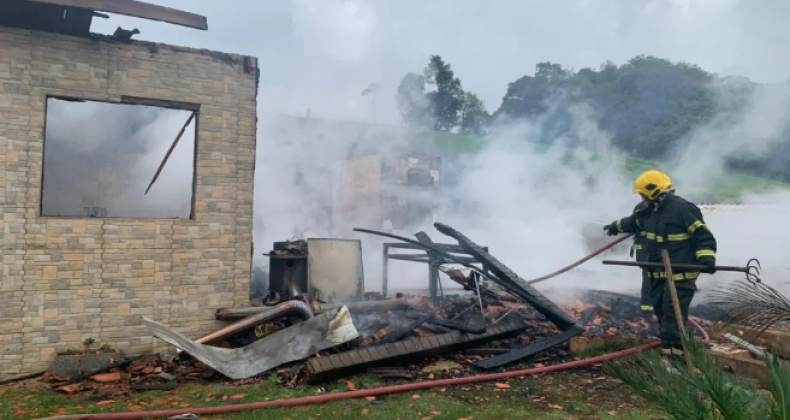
645;232;689;242
696;249;715;258
641;305;653;312
635;245;643;250
660;348;684;356
688;220;706;234
666;233;690;241
650;271;700;281
616;219;623;233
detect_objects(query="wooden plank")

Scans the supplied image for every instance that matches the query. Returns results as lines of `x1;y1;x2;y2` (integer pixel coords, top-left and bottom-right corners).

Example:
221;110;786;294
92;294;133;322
306;321;527;384
338;352;354;368
709;349;769;386
359;348;374;363
427;336;441;348
22;0;208;30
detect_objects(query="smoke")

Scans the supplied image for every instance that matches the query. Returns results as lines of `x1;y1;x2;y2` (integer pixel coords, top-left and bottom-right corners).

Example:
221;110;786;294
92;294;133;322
670;79;790;198
43;98;195;219
81;0;790;300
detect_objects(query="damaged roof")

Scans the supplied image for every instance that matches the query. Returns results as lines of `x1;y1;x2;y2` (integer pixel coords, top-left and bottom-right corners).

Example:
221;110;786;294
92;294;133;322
0;0;208;38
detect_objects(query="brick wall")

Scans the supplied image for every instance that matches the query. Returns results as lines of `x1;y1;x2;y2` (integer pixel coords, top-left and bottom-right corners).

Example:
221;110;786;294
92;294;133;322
0;27;257;377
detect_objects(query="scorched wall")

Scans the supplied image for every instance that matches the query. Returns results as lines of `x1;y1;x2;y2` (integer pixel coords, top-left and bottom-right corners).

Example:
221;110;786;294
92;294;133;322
0;27;257;377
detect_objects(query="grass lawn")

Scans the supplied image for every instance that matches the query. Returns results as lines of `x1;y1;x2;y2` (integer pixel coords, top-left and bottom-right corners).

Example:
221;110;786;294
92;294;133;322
0;370;667;420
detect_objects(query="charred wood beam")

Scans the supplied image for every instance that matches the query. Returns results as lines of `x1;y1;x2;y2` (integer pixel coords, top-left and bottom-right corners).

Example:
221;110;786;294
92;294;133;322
24;0;209;30
415;231;446;302
403;313;487;335
461;348;511;356
433;222;579;331
145;111;195;195
379;316;430;344
473;326;584;370
306;320;527;384
215;299;413;321
426;317;487;334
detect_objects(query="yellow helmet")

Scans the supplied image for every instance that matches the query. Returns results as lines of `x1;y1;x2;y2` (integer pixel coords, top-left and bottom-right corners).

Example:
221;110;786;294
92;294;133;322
634;170;672;200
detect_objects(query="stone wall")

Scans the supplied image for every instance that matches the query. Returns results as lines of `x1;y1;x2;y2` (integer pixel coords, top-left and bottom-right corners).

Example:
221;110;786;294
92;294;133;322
0;27;257;377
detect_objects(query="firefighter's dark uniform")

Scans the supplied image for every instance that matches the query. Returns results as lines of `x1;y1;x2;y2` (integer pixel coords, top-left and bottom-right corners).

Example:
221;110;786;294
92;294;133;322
630;202;653;317
614;194;716;356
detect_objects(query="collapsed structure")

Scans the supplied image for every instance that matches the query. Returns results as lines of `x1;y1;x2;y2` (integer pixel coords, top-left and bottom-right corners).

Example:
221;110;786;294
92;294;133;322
0;0;258;377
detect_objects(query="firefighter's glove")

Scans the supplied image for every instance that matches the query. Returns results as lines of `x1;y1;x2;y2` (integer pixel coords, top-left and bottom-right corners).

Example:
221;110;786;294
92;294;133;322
603;222;619;236
698;257;717;274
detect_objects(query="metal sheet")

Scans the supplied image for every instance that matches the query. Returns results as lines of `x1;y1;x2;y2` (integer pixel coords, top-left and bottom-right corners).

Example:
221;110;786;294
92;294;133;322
143;306;360;380
307;239;364;303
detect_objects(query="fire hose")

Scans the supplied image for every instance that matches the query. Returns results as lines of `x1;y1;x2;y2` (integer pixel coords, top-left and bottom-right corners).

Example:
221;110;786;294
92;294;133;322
58;342;660;420
525;234;634;284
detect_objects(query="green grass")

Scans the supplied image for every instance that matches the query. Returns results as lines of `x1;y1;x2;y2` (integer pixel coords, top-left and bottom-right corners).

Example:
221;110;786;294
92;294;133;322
0;372;666;420
285;115;790;201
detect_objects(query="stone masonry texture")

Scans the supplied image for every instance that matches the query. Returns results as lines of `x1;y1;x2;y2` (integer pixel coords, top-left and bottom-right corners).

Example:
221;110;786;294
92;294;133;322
0;27;257;378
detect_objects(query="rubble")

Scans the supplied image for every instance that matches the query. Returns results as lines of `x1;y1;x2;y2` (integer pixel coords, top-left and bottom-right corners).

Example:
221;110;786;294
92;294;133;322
7;224;725;403
52;352;123;382
143;307;360;380
13;286;715;399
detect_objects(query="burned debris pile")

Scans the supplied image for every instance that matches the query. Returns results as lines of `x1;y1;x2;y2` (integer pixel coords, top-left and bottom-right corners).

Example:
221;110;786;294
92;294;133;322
17;224;716;397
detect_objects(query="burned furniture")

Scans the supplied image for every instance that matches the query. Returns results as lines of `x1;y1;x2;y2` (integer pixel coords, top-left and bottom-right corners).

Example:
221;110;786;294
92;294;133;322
266;238;365;304
356;224;584;370
432;223;583;369
266;241;309;303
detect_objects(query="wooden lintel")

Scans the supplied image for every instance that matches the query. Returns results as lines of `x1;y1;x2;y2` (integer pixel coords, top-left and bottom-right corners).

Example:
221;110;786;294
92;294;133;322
22;0;208;30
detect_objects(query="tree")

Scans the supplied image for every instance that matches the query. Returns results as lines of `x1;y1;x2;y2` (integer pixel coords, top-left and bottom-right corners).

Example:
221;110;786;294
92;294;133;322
494;57;717;156
423;55;465;131
395;72;429;127
459;92;490;135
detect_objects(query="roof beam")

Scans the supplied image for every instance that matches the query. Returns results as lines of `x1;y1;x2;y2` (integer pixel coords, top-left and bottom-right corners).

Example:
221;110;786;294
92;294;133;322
22;0;208;30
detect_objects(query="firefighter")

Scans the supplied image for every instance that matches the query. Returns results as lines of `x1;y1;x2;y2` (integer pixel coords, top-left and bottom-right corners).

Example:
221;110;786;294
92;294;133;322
603;170;717;362
630;200;657;326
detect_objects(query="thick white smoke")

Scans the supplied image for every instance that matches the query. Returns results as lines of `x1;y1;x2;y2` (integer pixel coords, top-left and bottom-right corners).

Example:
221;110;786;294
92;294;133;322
43;99;195;219
84;0;790;301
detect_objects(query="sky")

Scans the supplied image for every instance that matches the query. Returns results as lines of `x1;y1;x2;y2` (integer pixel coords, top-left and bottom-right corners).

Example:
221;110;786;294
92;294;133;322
91;0;790;125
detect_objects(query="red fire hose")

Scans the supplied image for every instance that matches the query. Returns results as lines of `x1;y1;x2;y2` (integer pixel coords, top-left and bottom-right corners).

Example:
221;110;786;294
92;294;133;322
526;234;633;284
689;318;711;344
72;342;659;420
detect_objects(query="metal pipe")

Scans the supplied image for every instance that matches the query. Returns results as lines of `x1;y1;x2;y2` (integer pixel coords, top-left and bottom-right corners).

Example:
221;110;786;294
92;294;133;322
722;333;767;360
197;301;314;345
216;299;413;321
312;299;414;313
602;260;744;272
